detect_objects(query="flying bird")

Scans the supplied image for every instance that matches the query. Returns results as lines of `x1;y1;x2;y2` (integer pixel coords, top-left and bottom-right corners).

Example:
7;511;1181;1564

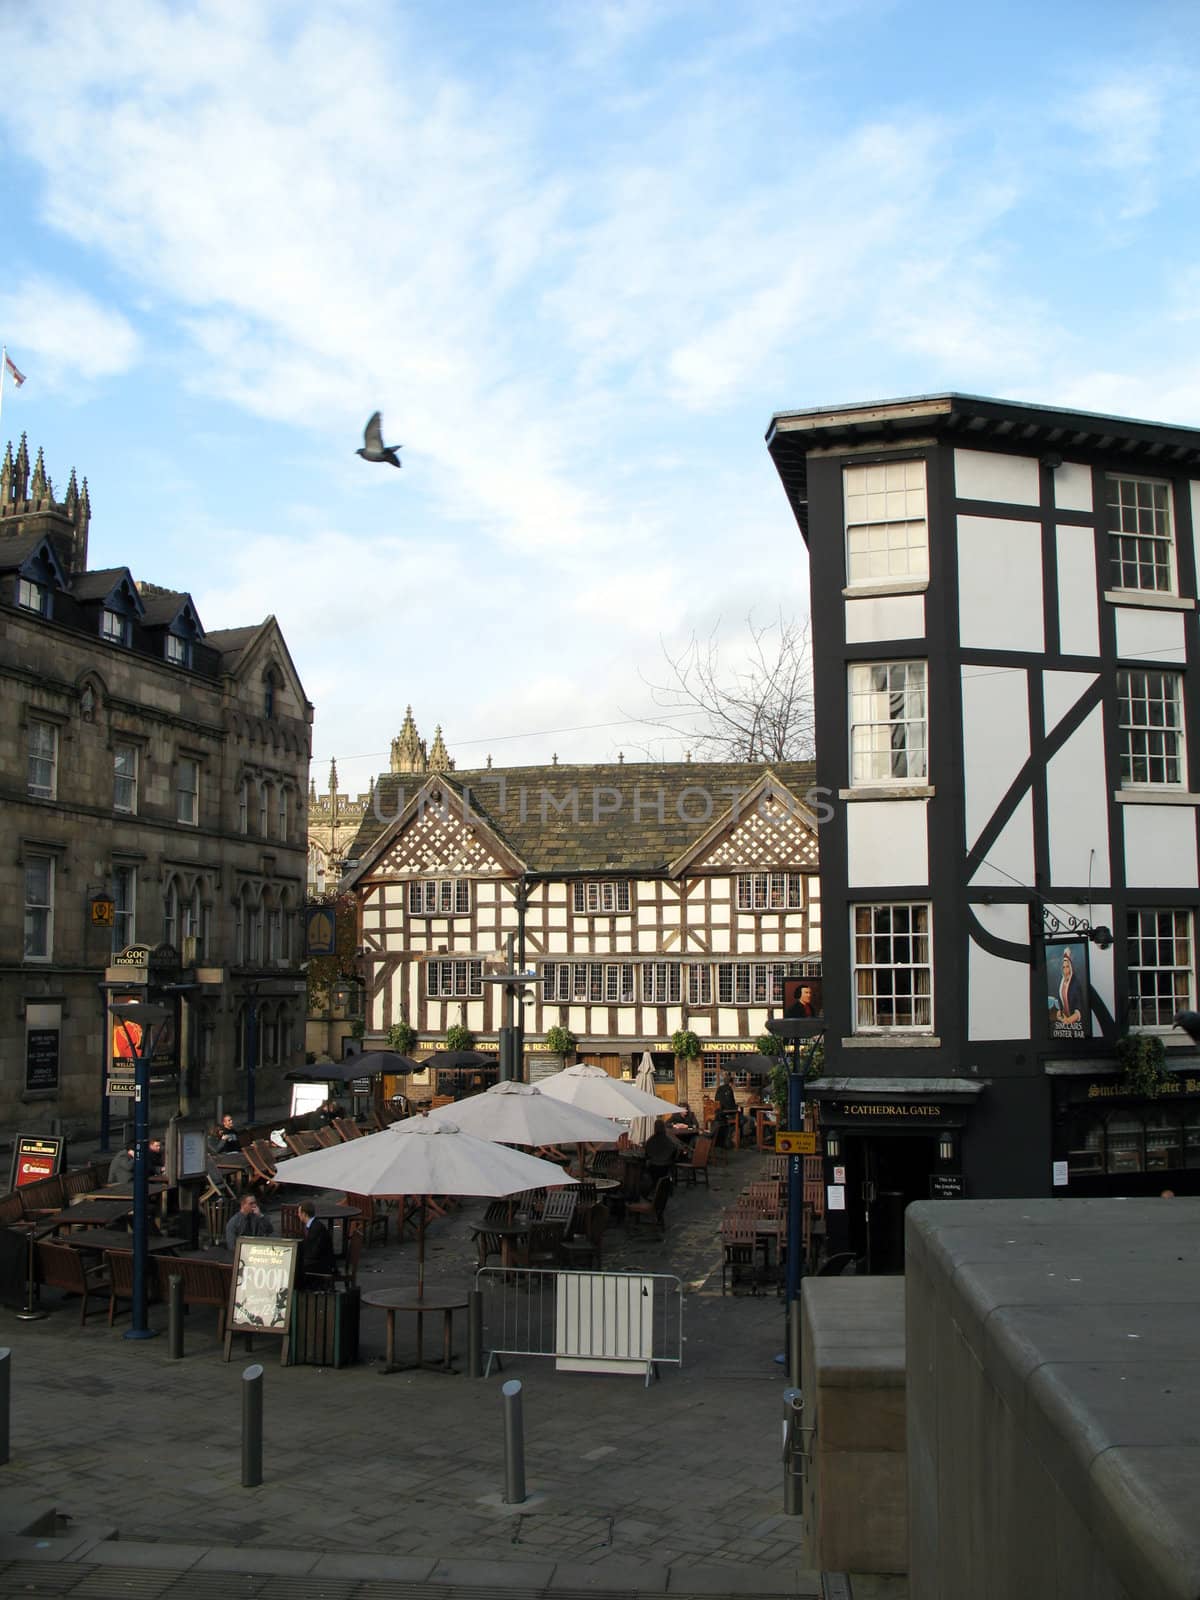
357;412;402;468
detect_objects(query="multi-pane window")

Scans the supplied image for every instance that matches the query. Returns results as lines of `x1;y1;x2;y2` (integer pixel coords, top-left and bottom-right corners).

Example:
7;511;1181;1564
267;902;283;962
176;758;200;825
184;886;206;960
853;902;933;1031
844;460;928;586
409;879;471;915
27;720;57;799
239;780;249;834
163;879;180;949
736;873;806;911
850;661;928;784
573;881;632;913
1118;670;1185;787
258;783;269;836
1127;909;1193;1026
277;787;288;841
17;577;46;613
113;743;138;813
426;959;484;998
1107;475;1175;593
687;964;713;1005
165;633;191;667
539;962;636;1003
641;962;682;1004
715;962;791;1006
23;856;53;960
239;888;263;965
112;865;137;951
101;608;129;645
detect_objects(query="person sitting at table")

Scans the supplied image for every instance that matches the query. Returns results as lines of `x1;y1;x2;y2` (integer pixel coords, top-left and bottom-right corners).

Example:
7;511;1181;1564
296;1197;336;1288
225;1192;275;1252
147;1136;166;1178
643;1120;684;1191
666;1102;698;1137
108;1145;135;1185
209;1113;240;1155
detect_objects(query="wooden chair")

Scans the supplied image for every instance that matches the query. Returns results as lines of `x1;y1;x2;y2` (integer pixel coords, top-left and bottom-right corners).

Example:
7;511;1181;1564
333;1118;362;1141
520;1220;566;1268
343;1192;388;1247
590;1150;620;1178
558;1203;609;1270
243;1144;279;1192
677;1134;714;1188
21;1175;66;1218
0;1192;26;1226
62;1168;100;1201
279;1203;303;1238
315;1127;341;1148
202;1194;235;1247
342;1231;364;1289
474;1228;505;1269
104;1248;153;1325
625;1177;671;1235
539;1189;577;1231
202;1157;239;1204
721;1217;760;1295
159;1257;232;1340
283;1133;310;1158
37;1239;109;1325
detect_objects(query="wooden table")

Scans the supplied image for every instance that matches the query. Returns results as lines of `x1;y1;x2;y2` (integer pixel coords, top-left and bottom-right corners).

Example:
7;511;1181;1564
58;1229;181;1255
470;1217;531;1267
362;1288;468;1374
750;1107;778;1150
48;1199;135;1231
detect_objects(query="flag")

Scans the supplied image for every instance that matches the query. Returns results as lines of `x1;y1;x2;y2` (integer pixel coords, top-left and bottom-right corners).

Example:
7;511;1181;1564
4;352;26;387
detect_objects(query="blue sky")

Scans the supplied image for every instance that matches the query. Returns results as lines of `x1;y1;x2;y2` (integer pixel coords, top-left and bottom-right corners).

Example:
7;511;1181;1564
1;0;1196;795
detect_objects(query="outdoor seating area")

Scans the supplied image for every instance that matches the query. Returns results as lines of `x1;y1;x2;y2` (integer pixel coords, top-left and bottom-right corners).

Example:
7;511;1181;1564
721;1173;788;1295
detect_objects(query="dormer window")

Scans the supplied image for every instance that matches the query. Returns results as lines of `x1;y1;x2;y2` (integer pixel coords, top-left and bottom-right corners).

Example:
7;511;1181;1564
17;578;46;614
165;633;191;667
101;608;130;646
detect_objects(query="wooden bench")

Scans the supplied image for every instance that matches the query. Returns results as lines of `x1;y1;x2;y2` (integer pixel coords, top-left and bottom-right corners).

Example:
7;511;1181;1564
20;1175;66;1218
37;1239;109;1325
158;1256;232;1339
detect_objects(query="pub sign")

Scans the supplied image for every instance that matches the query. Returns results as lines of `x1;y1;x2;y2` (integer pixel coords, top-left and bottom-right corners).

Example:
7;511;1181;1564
1046;939;1090;1042
10;1134;65;1190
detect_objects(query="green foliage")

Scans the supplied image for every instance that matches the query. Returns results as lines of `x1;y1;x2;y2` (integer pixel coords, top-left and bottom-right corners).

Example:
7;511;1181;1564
756;1032;785;1058
768;1037;825;1115
671;1029;701;1059
387;1021;416;1055
1116;1033;1168;1099
445;1023;475;1052
304;891;360;1015
544;1025;576;1057
350;1019;365;1039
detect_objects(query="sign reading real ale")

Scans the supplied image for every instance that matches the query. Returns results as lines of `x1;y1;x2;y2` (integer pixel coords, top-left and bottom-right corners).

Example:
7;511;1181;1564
11;1134;65;1190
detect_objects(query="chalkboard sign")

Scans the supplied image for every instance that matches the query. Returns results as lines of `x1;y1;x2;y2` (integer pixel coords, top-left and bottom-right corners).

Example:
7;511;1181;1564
224;1237;300;1364
929;1173;966;1199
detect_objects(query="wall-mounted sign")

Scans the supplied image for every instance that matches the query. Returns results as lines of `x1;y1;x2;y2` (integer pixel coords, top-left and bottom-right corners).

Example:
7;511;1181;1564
1045;938;1090;1042
776;1130;818;1155
10;1134;65;1190
224;1237;300;1364
112;944;153;968
833;1102;946;1121
305;905;337;957
90;895;115;927
1052;1160;1069;1187
25;1028;60;1094
929;1173;966;1199
106;1076;136;1098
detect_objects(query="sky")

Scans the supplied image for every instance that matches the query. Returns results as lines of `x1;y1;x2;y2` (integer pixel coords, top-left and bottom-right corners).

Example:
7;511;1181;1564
1;0;1197;797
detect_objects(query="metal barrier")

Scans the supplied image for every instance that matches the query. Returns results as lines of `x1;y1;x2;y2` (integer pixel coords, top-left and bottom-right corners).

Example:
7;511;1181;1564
475;1267;684;1387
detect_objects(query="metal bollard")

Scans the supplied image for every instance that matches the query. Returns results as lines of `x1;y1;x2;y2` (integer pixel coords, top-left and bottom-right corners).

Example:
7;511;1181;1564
467;1288;483;1379
0;1348;10;1467
501;1378;526;1504
782;1386;803;1515
167;1275;184;1360
788;1298;802;1390
241;1364;264;1487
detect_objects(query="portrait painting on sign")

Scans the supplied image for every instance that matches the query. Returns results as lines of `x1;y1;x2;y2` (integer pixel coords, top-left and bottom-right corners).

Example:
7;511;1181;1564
782;976;823;1021
1046;940;1090;1041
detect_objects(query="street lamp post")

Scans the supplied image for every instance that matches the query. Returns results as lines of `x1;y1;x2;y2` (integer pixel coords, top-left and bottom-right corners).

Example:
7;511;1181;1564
765;1016;824;1382
110;1001;170;1341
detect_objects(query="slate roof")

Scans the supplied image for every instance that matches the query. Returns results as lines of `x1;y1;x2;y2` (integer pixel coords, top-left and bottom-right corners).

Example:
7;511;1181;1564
351;760;819;875
70;567;136;602
137;587;194;627
0;530;52;569
204;624;261;667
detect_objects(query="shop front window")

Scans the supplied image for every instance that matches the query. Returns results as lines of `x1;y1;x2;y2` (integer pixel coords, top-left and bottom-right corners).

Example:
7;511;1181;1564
1144;1107;1183;1171
1065;1111;1104;1176
1105;1111;1144;1174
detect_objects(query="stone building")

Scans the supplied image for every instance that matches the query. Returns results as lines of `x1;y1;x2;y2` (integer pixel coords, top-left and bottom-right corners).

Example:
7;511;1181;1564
1;435;312;1131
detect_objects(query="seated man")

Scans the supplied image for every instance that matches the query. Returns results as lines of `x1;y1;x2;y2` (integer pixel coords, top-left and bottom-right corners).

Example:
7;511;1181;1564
643;1121;685;1190
147;1137;166;1178
108;1145;135;1185
209;1113;240;1155
224;1193;275;1252
666;1102;699;1138
296;1198;336;1289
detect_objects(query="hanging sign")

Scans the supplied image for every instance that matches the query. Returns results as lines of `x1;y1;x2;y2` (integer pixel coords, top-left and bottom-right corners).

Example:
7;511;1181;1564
90;895;115;927
1045;938;1090;1041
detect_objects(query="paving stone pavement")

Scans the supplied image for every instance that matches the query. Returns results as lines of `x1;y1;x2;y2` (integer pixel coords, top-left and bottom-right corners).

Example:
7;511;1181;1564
0;1143;907;1599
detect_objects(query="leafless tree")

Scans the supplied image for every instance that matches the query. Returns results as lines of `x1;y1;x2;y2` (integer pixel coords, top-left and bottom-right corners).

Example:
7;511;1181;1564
635;611;815;762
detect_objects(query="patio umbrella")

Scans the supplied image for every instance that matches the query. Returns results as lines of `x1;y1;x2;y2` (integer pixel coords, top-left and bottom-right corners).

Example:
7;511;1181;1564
419;1049;496;1070
628;1052;659;1146
285;1050;422;1085
420;1080;620;1148
738;1054;783;1079
275;1119;574;1295
539;1062;677;1121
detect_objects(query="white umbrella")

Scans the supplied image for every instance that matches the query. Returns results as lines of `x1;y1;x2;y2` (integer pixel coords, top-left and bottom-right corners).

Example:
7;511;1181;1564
539;1062;677;1121
275;1119;576;1295
420;1080;621;1148
629;1051;659;1146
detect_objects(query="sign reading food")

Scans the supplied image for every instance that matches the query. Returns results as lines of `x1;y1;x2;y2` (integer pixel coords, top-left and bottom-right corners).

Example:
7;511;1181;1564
225;1237;300;1365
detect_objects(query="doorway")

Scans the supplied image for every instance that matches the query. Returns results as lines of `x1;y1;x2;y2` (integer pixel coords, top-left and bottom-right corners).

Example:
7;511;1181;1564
842;1133;937;1274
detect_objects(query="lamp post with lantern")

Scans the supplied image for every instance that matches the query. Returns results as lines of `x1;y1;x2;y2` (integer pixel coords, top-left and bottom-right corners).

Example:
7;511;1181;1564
109;1000;170;1340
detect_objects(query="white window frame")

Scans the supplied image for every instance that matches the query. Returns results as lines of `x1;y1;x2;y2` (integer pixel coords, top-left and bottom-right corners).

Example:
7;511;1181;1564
176;757;200;825
27;719;58;799
852;901;933;1033
409;879;472;916
844;459;928;588
113;742;138;813
1127;909;1193;1028
641;962;681;1005
426;958;484;998
849;660;928;786
165;633;191;667
1118;669;1186;789
539;961;636;1004
736;872;806;911
1106;474;1176;595
17;577;46;614
687;964;713;1005
573;880;632;914
101;608;129;646
112;864;137;951
715;962;791;1006
23;854;53;961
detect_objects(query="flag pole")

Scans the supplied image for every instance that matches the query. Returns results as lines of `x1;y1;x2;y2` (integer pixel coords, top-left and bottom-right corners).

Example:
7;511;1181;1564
0;345;6;433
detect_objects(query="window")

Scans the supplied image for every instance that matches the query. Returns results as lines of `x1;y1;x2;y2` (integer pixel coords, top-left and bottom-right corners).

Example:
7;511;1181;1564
239;779;249;834
687;964;713;1005
539;962;636;1004
266;900;283;962
277;787;288;841
641;962;682;1004
844;460;928;587
23;855;53;960
736;873;806;911
573;881;632;914
1107;475;1175;593
176;757;200;825
258;782;269;836
112;865;137;951
113;743;138;813
264;674;277;718
238;887;263;966
27;719;58;799
101;608;129;646
1118;670;1185;787
849;661;928;785
853;902;933;1031
165;633;191;667
163;879;180;949
183;884;205;960
426;959;484;998
17;577;46;613
715;962;791;1006
409;879;471;915
1127;909;1193;1025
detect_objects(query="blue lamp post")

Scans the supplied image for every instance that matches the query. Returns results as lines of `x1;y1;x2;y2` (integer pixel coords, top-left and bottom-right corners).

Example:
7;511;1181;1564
110;1000;170;1341
766;1015;824;1382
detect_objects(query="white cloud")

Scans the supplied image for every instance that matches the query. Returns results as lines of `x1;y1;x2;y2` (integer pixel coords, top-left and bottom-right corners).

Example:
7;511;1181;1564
0;275;140;385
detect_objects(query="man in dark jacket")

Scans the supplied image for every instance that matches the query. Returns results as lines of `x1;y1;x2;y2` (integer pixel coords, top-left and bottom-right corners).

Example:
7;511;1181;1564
108;1146;135;1185
296;1198;336;1288
715;1075;737;1147
224;1193;275;1252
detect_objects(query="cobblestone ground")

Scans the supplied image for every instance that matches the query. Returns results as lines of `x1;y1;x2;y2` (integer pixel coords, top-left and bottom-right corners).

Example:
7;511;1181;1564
2;1146;831;1585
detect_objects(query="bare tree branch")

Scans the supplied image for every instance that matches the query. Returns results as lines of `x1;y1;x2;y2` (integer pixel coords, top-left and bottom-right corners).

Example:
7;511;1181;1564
633;611;815;762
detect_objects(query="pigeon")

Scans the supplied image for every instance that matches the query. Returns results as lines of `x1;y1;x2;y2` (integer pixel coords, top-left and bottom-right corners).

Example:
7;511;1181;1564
1174;1011;1200;1044
356;411;402;468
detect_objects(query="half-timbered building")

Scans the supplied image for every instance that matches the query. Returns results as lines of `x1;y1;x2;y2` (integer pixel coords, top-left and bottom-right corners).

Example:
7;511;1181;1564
343;761;822;1105
768;392;1200;1271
